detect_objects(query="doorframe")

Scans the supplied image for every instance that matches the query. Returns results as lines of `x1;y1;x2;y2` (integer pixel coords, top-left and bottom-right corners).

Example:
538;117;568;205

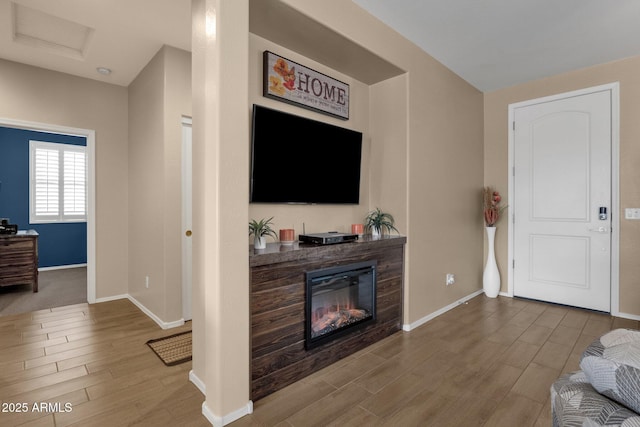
181;116;192;321
0;117;96;303
507;82;620;315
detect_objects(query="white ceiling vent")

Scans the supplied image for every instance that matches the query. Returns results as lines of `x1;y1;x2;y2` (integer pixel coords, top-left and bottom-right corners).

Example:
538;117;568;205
11;2;94;60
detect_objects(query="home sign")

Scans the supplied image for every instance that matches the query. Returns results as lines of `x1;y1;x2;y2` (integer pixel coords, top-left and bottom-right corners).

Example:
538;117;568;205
263;51;350;120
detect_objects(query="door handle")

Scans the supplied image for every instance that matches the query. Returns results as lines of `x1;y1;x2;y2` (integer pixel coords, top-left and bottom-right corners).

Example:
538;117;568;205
185;230;192;237
588;226;609;233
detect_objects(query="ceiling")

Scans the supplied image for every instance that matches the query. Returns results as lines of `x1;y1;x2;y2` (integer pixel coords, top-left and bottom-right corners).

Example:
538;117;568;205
353;0;640;91
0;0;191;87
2;1;640;91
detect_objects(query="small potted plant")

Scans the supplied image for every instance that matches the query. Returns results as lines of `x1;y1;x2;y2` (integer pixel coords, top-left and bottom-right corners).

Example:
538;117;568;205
364;208;399;237
249;217;278;249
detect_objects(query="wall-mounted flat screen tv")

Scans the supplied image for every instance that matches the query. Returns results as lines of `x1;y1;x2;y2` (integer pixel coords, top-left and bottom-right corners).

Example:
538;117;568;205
250;105;362;204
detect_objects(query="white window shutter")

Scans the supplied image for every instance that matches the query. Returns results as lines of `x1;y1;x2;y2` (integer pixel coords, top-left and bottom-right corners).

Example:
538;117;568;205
30;141;87;223
34;147;59;216
63;150;86;216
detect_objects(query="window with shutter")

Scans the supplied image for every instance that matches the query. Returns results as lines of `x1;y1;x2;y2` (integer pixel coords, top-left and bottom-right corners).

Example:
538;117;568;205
30;141;87;223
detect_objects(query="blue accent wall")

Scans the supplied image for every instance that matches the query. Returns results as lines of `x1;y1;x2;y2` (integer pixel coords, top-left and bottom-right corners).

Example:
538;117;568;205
0;126;87;268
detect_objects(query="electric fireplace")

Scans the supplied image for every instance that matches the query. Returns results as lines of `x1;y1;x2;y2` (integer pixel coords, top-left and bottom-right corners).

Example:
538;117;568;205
305;260;377;349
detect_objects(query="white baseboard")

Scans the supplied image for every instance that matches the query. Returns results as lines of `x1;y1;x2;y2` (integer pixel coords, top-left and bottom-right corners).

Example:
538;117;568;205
39;263;87;272
615;311;640;321
202;400;253;427
402;289;485;331
505;292;639;320
126;295;185;329
93;293;184;330
189;370;206;395
95;293;129;303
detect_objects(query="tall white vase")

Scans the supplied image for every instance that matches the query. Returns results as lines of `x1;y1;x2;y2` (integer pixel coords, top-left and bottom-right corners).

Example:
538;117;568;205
483;226;500;298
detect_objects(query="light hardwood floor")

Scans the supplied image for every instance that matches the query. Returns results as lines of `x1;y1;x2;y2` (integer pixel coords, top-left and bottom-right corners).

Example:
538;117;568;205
233;295;638;427
0;296;637;426
0;299;208;427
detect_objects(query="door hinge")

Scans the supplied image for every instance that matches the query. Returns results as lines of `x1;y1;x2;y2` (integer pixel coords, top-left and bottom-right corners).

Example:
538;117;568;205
513;259;515;268
512;121;516;131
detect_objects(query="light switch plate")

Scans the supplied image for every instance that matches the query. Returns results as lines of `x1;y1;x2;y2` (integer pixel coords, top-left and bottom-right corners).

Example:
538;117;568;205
625;208;640;220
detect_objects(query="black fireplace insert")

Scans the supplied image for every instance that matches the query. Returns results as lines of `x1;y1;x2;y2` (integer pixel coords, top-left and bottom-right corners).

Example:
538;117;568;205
305;260;377;349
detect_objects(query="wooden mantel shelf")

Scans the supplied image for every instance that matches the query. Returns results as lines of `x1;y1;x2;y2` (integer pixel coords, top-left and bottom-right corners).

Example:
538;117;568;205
249;234;407;266
249;234;406;400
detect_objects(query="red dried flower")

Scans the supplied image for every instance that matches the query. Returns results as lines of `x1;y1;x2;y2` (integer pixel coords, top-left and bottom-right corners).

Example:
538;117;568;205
483;187;507;227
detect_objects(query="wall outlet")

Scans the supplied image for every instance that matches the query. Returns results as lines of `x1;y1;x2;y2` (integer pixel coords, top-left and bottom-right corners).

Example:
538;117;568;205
145;275;149;288
446;274;455;286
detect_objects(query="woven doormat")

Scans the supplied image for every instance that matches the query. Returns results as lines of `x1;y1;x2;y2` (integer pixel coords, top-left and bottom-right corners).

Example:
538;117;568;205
146;331;192;366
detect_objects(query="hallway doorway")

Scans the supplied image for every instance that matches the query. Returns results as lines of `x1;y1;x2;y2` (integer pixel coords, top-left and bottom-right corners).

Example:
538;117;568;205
0;117;96;307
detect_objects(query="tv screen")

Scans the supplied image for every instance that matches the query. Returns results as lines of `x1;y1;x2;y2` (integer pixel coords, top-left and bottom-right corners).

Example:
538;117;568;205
250;105;362;204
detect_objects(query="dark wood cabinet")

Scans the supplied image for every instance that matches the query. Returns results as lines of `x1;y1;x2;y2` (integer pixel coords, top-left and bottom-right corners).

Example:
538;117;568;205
0;230;39;292
249;235;406;400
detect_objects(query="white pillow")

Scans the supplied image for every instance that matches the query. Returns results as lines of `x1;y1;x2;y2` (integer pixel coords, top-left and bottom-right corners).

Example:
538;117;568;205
580;329;640;414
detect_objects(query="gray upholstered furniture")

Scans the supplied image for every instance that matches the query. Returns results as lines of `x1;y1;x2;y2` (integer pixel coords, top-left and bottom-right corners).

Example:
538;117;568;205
551;329;640;427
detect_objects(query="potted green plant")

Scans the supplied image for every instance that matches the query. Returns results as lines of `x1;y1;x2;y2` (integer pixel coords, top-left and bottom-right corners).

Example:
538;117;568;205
249;217;278;249
364;208;398;237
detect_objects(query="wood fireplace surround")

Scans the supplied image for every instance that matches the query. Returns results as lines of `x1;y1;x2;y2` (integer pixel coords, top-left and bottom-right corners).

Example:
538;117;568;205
249;235;406;400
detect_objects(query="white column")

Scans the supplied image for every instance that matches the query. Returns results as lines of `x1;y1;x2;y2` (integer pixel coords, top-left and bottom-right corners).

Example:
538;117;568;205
191;0;251;424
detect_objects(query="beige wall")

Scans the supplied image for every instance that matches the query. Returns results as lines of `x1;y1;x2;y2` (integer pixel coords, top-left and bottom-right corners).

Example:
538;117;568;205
369;74;410;306
129;49;166;315
164;47;192;321
248;34;372;237
128;46;192;323
278;0;484;323
247;1;484;326
404;46;485;318
0;58;129;300
484;55;640;317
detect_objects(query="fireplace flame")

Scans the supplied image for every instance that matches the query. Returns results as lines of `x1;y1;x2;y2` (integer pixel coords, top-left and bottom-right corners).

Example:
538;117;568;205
310;295;369;337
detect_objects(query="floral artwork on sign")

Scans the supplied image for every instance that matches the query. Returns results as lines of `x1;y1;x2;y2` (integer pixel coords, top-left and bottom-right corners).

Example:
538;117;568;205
263;51;350;120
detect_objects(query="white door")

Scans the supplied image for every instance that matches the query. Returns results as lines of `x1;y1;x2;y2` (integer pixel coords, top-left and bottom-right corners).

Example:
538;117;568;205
181;117;193;321
513;89;612;312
